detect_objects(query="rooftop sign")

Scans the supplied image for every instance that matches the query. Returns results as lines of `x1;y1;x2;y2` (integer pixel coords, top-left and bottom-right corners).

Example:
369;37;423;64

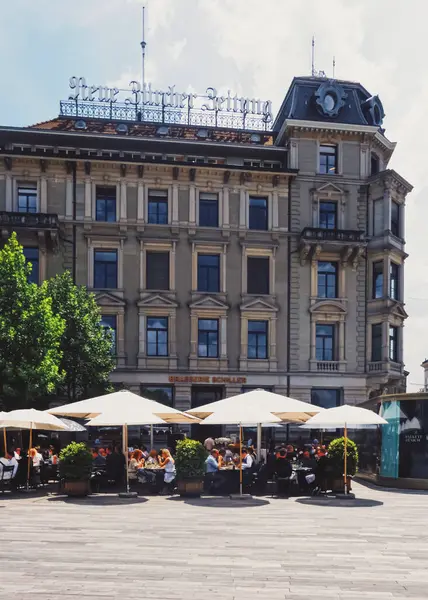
60;76;273;131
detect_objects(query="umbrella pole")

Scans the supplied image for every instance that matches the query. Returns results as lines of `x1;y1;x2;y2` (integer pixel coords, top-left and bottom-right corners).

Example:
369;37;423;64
27;425;33;491
239;424;243;496
256;423;262;463
150;424;154;449
124;424;130;494
344;424;348;495
3;428;6;457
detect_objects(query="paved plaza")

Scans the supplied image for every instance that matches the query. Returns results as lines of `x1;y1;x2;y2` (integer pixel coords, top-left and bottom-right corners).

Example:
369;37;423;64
0;482;427;600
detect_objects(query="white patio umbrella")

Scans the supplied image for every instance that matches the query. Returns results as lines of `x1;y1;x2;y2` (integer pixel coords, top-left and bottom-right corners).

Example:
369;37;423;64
50;390;198;498
199;407;282;496
300;404;387;494
189;388;324;464
85;407;168;497
0;409;67;490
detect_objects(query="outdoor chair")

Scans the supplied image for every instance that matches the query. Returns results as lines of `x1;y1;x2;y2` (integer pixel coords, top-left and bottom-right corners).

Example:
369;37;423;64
0;465;15;494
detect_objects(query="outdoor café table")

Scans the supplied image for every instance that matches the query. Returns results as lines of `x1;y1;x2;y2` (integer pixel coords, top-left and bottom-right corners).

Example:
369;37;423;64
292;466;315;494
138;467;164;492
215;467;240;495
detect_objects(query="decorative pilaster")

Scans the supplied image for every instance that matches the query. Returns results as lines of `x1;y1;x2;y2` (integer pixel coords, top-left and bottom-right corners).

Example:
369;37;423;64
220;316;227;358
239;187;246;228
137;181;145;225
172;183;179;225
120;180;127;221
65;178;73;219
84;178;92;219
272;190;279;230
222;186;230;229
40;176;47;213
189;184;196;227
5;173;12;211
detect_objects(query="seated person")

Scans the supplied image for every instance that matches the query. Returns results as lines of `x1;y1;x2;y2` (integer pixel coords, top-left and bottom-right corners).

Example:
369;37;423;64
145;449;160;467
106;445;126;485
0;449;19;481
128;449;144;481
93;449;107;468
274;448;292;496
218;448;226;468
158;449;176;493
205;449;219;473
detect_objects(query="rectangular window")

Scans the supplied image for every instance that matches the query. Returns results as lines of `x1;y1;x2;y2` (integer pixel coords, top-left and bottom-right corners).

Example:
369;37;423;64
371;323;383;362
248;196;268;231
146;251;169;290
390;262;399;300
146;316;168;356
249;196;268;230
315;324;335;361
389;325;398;362
391;201;400;237
197;254;220;293
372;261;384;299
247;256;269;295
319;145;337;175
148;189;168;225
140;385;173;407
317;262;338;298
319;201;337;230
95;186;116;222
311;388;342;409
100;315;117;353
199;193;219;227
18;184;37;213
373;199;384;236
248;320;268;359
23;247;39;284
94;250;118;289
371;153;380;176
198;319;219;358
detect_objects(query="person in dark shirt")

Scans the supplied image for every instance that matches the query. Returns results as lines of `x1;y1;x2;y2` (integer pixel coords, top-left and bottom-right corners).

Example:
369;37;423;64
274;448;292;496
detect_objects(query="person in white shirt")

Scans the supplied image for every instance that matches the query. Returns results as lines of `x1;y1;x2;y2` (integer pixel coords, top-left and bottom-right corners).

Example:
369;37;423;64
241;448;253;470
0;450;19;480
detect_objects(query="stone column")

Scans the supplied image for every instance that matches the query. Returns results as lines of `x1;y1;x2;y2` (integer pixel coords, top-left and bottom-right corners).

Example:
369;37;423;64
272;190;279;230
383;186;391;232
220;316;227;359
189;184;196;226
339;320;345;361
222;186;230;229
137;181;145;224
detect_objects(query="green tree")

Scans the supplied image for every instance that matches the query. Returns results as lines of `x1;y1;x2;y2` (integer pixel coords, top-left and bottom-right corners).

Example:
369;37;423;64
0;233;65;409
46;271;114;402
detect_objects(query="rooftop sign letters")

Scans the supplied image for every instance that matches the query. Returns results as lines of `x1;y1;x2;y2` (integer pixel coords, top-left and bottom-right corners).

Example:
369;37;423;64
61;76;273;131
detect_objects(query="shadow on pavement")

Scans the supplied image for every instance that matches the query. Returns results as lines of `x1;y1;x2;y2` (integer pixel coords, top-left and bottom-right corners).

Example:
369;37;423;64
167;495;270;508
47;494;149;506
296;496;383;508
355;479;428;496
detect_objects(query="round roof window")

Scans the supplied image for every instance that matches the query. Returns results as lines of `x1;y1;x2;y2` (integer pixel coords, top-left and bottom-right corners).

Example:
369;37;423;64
324;93;336;112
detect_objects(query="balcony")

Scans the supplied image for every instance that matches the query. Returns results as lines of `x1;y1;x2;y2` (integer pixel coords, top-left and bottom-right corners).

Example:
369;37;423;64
368;361;404;375
0;211;59;249
300;227;366;267
310;360;346;373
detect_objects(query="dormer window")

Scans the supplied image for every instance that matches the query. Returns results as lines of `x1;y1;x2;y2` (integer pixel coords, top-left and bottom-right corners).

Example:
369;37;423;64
319;144;337;175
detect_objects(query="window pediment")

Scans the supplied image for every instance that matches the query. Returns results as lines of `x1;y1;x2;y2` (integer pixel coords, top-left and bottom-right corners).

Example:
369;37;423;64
189;295;229;310
390;302;408;320
309;299;347;315
240;297;278;312
314;182;344;196
137;293;179;309
95;291;126;308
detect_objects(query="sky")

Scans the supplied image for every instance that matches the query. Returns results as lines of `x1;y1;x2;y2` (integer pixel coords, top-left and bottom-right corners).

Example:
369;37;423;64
0;0;426;390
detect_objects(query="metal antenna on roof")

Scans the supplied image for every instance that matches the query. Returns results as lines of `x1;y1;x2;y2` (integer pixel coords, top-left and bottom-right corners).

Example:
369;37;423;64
141;6;147;91
333;56;336;79
311;36;315;77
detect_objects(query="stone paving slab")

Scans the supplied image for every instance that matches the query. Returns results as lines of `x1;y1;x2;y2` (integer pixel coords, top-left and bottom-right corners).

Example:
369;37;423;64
0;482;427;599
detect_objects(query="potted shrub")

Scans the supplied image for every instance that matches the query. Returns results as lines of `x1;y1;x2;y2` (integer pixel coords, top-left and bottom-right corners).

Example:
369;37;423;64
327;437;358;493
59;442;93;496
175;439;207;497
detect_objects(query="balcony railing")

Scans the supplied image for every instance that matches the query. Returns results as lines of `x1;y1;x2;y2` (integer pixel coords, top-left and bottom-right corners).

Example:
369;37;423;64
368;361;403;374
0;212;59;229
317;361;340;372
301;227;365;243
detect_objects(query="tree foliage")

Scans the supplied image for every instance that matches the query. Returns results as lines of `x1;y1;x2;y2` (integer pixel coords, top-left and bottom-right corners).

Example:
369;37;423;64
0;233;65;409
46;271;115;402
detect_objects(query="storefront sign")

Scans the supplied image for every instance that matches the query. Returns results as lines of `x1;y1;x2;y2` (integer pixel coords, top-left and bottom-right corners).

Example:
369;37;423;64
62;77;273;131
168;376;247;385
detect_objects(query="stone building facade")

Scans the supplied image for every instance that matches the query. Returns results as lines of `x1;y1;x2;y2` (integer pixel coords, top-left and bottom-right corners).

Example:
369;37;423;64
0;75;412;420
